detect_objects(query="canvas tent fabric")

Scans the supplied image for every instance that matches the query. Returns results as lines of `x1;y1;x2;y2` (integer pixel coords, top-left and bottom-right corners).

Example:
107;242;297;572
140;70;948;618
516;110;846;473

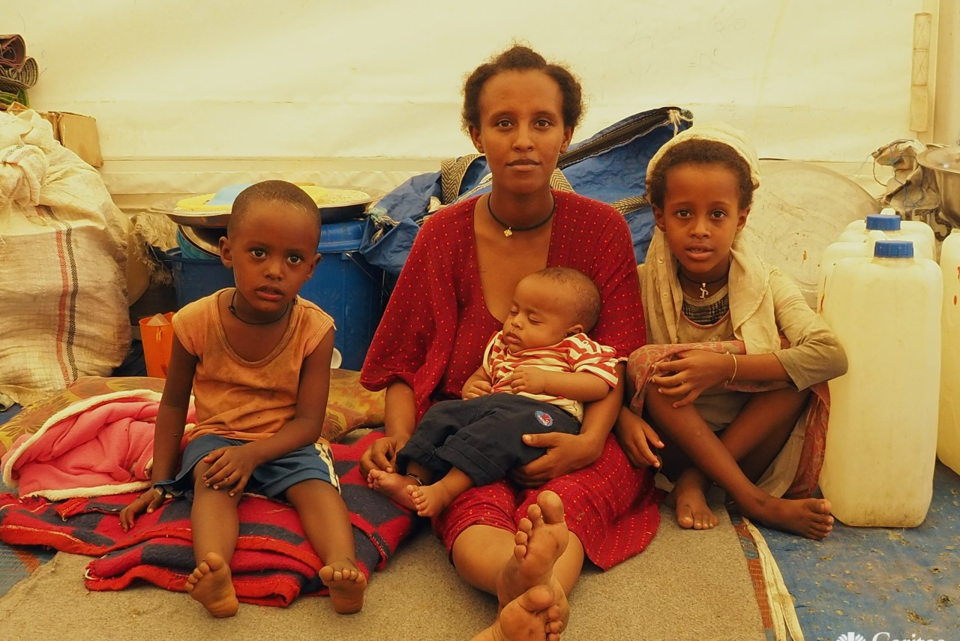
359;107;692;277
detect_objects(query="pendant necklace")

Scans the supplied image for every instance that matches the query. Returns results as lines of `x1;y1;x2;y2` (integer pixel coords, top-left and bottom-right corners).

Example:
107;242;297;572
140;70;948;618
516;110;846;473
487;194;556;238
678;271;728;300
229;290;291;325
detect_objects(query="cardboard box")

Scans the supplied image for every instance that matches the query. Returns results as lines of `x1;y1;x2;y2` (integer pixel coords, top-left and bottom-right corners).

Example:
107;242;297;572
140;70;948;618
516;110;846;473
39;111;104;168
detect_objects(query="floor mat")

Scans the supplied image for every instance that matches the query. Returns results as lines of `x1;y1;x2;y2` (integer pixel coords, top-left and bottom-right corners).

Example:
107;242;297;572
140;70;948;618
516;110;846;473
0;479;55;598
757;462;960;641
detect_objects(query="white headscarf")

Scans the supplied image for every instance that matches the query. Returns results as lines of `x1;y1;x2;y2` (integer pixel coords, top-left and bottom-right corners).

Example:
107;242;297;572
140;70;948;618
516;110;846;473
645;121;761;189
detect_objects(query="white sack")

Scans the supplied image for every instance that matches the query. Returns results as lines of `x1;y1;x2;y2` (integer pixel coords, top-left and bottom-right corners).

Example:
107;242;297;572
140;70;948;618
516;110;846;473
0;110;130;406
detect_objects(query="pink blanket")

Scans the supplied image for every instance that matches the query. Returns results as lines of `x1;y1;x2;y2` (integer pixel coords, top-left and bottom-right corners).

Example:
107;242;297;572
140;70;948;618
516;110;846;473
1;390;195;500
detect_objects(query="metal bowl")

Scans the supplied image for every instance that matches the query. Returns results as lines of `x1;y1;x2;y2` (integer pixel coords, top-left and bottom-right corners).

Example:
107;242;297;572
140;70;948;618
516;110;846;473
178;224;225;257
158;187;380;229
918;146;960;226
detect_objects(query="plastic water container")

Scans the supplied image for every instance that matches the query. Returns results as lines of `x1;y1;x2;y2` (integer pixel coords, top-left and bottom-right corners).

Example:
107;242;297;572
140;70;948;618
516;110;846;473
840;208;935;261
168;220;385;371
819;240;942;527
815;229;887;312
939;229;960;475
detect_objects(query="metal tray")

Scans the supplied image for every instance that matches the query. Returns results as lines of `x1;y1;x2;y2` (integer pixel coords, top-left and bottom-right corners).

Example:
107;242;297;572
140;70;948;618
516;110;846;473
159;188;379;229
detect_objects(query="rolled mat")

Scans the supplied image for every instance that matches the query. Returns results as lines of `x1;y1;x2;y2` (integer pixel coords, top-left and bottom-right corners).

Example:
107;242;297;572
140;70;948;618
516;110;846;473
0;35;26;70
0;57;38;91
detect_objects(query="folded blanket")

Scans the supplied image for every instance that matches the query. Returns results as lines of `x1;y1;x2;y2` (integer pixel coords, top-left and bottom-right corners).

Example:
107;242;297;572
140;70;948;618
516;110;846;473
627;340;829;499
0;431;418;606
1;390;196;500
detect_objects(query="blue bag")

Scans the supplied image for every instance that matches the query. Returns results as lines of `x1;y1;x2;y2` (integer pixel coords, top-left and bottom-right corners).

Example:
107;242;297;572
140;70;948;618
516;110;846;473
360;107;692;277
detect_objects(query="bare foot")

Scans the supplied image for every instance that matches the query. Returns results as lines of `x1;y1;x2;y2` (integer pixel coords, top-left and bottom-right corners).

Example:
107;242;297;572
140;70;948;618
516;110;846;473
665;469;719;530
409;482;456;518
741;496;834;540
184;552;239;618
472;584;564;641
496;490;570;627
367;469;418;511
320;559;367;614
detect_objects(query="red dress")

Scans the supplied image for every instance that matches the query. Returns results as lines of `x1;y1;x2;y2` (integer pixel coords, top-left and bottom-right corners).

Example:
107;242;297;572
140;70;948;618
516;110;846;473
361;190;661;569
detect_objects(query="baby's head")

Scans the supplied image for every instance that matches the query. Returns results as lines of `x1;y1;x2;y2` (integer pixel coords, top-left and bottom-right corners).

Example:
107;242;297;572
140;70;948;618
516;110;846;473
502;267;601;353
219;181;322;321
645;123;760;280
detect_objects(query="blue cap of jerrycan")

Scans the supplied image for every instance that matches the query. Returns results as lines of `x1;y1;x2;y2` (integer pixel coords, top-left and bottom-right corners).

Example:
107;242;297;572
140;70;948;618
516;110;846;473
865;214;901;231
874;239;914;258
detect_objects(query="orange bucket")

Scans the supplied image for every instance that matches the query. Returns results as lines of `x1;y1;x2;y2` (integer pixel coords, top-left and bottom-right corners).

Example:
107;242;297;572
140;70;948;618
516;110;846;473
139;312;175;378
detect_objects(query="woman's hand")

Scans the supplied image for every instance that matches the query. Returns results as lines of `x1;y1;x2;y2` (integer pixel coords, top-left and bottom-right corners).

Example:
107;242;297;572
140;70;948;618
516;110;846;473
202;445;259;497
509;432;604;487
359;434;409;477
650;350;732;407
614;407;663;469
119;487;166;532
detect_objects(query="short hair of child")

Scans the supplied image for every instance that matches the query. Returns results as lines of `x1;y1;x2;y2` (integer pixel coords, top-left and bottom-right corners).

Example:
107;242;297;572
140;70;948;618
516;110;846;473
535;267;602;332
227;180;321;238
461;43;584;133
646;138;755;211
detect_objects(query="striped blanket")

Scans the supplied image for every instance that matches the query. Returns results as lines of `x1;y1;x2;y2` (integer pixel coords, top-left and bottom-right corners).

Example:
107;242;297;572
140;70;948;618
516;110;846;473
0;431;418;607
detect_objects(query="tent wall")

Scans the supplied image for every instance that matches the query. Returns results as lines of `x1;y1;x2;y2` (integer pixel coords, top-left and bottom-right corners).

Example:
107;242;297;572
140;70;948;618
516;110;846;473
3;0;955;206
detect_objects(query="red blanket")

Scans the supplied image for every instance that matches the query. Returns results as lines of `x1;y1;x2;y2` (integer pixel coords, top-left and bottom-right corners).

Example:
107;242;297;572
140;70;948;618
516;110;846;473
0;431;418;607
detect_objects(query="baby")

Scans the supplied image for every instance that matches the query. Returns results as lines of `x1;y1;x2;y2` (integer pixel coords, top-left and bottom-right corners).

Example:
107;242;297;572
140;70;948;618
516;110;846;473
369;267;619;517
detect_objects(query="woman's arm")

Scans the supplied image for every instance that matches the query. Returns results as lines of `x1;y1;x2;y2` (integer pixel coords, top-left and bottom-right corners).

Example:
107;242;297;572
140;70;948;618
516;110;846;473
359;380;418;476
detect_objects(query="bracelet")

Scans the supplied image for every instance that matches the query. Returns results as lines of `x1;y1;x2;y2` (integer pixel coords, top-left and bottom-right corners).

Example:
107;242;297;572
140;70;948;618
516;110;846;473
726;353;738;385
405;473;424;486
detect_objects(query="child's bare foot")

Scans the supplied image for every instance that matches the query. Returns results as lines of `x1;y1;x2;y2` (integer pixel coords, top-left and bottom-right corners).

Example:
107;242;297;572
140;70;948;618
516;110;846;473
496;491;570;626
665;469;719;530
742;496;834;540
367;469;418;511
409;482;456;518
320;559;367;614
184;552;239;618
472;584;564;641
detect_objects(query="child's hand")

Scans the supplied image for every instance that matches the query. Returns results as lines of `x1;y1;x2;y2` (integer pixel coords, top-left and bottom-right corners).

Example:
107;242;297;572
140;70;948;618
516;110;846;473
119;487;166;532
360;435;407;476
615;408;663;469
651;350;731;407
202;445;258;497
508;367;547;395
462;380;493;400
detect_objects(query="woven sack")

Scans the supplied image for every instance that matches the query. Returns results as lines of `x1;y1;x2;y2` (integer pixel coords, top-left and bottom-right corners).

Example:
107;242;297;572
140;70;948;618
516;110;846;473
0;110;130;405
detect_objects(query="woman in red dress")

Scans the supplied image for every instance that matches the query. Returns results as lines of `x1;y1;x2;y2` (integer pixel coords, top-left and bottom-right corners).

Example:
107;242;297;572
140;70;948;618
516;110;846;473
360;45;660;627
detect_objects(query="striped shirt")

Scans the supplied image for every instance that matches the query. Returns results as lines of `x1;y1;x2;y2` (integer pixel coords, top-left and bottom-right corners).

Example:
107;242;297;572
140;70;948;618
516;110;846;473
482;331;620;422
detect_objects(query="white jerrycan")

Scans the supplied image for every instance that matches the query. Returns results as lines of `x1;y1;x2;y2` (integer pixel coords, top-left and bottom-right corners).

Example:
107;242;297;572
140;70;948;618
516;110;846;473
840;209;936;261
815;229;887;313
819;240;942;527
938;229;960;474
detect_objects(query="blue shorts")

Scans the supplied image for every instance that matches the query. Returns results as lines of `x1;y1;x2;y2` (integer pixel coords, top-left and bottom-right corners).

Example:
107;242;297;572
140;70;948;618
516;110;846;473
157;434;340;498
